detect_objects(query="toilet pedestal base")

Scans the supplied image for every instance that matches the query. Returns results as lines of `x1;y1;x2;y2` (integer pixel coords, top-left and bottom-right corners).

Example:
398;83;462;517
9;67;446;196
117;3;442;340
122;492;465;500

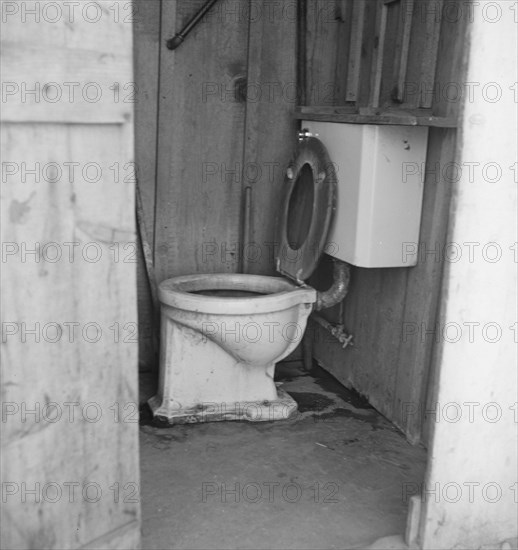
148;385;298;424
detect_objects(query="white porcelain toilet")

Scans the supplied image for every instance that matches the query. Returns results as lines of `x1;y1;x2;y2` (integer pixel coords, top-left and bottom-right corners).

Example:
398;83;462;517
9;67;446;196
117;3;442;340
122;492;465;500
149;135;347;423
149;122;430;423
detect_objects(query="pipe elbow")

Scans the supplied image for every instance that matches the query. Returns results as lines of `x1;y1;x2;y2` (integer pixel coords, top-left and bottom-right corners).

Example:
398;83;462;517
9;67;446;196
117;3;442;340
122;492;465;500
315;260;351;311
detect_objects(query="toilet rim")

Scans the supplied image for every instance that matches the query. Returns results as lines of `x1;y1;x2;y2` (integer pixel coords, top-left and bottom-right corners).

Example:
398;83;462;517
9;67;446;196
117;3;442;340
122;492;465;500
158;273;317;314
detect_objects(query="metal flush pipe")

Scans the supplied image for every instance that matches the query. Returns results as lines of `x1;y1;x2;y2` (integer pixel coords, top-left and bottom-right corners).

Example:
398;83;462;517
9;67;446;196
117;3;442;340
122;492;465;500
302;260;352;371
315;259;351;311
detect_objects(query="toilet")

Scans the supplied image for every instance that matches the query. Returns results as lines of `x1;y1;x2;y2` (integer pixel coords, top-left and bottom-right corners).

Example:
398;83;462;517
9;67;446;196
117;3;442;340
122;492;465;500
149;122;429;423
148;134;346;424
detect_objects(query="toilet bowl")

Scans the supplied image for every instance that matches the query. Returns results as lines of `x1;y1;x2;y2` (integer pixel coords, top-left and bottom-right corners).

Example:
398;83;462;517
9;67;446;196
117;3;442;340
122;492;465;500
149;135;348;424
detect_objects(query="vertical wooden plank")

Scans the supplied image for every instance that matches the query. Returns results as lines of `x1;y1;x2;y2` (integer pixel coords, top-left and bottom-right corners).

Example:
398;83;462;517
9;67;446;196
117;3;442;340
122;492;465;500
418;7;469;444
0;1;139;548
333;0;354;104
394;0;414;103
377;0;403;108
355;0;378;108
133;0;161;370
297;0;308;106
345;0;366;102
345;268;409;416
240;0;263;273
402;0;449;112
134;0;161;237
431;0;468;119
154;0;248;280
312;263;409;424
342;270;384;392
305;0;352;106
418;0;443;108
136;231;156;371
241;0;298;275
393;128;455;443
370;2;389;108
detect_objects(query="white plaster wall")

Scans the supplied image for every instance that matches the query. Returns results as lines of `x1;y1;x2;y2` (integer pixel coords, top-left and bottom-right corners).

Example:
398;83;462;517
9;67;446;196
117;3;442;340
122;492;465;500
419;2;518;549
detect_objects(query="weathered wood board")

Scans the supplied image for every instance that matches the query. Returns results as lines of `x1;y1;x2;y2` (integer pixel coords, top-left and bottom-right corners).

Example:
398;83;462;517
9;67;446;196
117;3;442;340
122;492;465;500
134;0;161;371
1;2;140;548
154;0;249;280
304;1;468;444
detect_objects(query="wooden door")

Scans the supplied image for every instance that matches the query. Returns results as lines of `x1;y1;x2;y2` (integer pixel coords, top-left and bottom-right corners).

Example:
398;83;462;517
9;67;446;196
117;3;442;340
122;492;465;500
0;1;140;548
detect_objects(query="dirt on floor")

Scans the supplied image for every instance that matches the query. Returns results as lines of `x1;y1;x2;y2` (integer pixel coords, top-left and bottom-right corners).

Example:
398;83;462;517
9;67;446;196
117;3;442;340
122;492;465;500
138;363;427;550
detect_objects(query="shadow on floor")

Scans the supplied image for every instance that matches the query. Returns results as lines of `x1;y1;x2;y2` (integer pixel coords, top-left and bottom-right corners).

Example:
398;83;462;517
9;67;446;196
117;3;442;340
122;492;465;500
139;362;426;550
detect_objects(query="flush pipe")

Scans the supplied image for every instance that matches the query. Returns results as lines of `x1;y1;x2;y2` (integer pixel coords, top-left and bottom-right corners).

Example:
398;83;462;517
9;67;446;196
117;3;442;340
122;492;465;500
315;259;351;311
303;260;353;370
313;259;353;350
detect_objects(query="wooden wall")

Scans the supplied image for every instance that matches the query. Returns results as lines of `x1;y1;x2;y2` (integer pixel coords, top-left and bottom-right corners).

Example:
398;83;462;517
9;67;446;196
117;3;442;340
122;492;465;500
135;0;298;370
134;0;468;445
304;0;468;445
1;2;140;548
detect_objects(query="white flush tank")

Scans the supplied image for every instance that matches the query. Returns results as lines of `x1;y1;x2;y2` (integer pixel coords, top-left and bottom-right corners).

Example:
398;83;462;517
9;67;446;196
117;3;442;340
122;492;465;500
302;121;429;268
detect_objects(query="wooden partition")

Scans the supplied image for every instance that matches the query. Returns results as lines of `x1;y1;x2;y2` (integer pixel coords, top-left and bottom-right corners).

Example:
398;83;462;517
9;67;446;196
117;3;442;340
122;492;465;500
135;0;299;369
302;0;469;445
1;1;140;548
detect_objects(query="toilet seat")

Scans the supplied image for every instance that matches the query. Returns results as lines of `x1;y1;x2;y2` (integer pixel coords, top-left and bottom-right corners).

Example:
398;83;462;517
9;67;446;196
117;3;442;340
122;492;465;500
276;136;337;283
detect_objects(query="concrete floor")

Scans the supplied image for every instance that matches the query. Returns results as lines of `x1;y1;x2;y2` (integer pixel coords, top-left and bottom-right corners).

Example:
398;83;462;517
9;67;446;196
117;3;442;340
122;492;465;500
138;362;427;550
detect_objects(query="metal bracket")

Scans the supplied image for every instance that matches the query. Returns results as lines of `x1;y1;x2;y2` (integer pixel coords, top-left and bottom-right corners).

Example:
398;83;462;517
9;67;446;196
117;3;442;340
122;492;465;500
298;128;319;141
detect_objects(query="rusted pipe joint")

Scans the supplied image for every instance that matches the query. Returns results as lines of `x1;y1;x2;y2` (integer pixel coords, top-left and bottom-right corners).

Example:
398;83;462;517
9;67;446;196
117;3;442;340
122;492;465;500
315;260;351;311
